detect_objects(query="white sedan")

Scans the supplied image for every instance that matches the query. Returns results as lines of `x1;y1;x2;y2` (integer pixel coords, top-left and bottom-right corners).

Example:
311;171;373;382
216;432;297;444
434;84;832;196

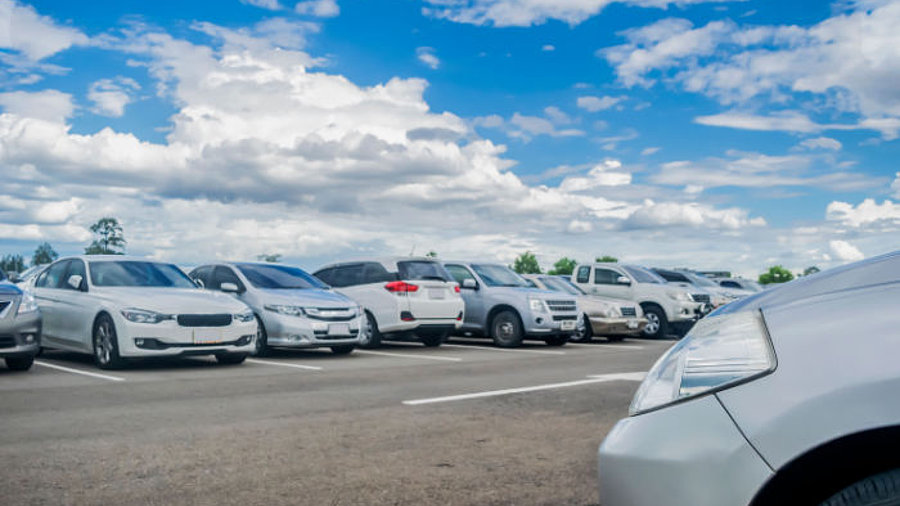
32;256;257;369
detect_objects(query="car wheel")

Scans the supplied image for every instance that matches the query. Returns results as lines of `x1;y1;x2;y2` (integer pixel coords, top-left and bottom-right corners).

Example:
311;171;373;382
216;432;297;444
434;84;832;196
215;353;248;365
93;314;125;370
330;345;355;355
641;306;668;339
358;312;382;349
5;355;34;371
571;314;593;343
491;310;523;348
820;468;900;506
544;335;569;347
254;316;269;357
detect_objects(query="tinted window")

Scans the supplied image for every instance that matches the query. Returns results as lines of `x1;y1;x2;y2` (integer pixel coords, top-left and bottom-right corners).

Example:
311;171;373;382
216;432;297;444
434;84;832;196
189;266;214;288
313;268;334;285
594;268;619;285
470;264;529;288
720;280;741;289
211;266;244;291
539;276;583;295
445;264;475;285
236;263;327;290
654;269;689;283
361;262;396;284
63;259;86;290
622;265;664;284
576;266;590;284
36;260;69;289
90;261;197;288
328;264;364;288
397;261;451;282
684;272;717;287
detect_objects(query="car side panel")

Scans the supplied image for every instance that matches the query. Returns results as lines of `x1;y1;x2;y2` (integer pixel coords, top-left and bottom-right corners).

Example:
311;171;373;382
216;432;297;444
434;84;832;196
718;283;900;471
339;284;405;334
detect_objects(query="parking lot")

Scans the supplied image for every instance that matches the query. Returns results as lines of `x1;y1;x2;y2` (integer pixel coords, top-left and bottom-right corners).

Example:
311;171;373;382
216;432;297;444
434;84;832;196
0;337;671;505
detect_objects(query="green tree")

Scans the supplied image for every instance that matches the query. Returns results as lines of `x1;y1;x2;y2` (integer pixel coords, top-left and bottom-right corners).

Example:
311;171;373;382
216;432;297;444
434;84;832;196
425;251;438;258
85;217;126;255
548;257;577;275
1;254;26;275
595;255;618;263
32;242;58;266
802;266;820;277
512;251;541;274
257;254;282;263
758;265;795;285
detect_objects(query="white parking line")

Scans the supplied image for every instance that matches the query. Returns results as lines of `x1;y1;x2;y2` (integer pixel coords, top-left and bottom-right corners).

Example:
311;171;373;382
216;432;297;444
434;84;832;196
34;360;125;382
402;372;646;406
246;359;323;371
441;343;566;356
565;343;646;350
355;350;462;362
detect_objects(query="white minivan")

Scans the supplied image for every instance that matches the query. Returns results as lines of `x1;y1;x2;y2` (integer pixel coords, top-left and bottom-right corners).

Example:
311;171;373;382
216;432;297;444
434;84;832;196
313;257;464;348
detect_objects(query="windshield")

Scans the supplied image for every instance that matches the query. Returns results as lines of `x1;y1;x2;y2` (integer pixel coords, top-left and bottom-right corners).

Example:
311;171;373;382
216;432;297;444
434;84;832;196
236;263;328;290
623;265;664;284
684;272;718;287
539;276;584;295
471;264;529;288
398;261;452;282
90;261;197;288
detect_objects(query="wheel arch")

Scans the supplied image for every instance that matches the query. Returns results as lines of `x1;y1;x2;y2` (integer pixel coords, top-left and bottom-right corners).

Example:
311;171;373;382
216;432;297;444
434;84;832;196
749;424;900;506
485;304;522;331
638;301;667;320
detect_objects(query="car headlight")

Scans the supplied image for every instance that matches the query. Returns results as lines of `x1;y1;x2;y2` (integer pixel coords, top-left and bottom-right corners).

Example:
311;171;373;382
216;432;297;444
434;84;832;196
265;305;306;317
121;308;172;324
629;310;776;416
529;298;548;313
666;290;693;302
16;292;38;315
594;302;620;318
233;309;255;323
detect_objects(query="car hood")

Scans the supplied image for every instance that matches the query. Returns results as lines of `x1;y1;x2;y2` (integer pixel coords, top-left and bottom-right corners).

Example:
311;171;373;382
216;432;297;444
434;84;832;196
718;250;900;315
579;294;636;307
257;288;354;307
92;287;248;314
490;286;573;300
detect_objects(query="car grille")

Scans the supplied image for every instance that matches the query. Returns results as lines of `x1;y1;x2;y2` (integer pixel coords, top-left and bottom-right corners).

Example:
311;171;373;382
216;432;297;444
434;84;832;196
176;314;233;327
0;336;15;348
546;300;577;312
552;315;577;321
620;307;637;317
692;293;711;303
307;308;356;322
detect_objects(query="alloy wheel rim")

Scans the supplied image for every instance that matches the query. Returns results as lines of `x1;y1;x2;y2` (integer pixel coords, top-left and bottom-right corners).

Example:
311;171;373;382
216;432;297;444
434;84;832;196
497;320;514;340
360;316;373;345
644;313;660;334
96;322;111;364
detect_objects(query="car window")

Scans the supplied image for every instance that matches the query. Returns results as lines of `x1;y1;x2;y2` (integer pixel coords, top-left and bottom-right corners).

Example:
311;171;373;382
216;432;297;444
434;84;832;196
720;280;741;289
470;264;529;288
594;268;620;285
575;266;590;284
397;261;451;282
63;259;86;290
361;262;396;284
328;264;364;288
539;276;582;295
622;265;664;284
524;278;538;288
236;263;327;289
210;266;244;291
189;266;213;288
89;261;197;288
36;260;69;289
313;267;333;285
654;270;689;283
445;264;475;285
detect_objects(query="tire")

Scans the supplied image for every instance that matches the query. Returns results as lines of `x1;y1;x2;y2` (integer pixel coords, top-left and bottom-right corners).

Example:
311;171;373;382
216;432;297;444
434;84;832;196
418;329;449;348
544;335;569;347
215;353;247;365
254;316;269;357
641;305;668;340
5;355;34;371
358;311;382;349
820;468;900;506
571;314;593;343
93;314;125;370
490;310;524;348
606;335;626;343
330;345;355;355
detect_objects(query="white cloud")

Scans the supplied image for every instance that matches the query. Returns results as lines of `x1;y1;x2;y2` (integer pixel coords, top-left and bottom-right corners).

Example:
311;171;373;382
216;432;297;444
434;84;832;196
474;109;585;141
621;199;766;230
543;106;571;124
0;0;88;61
826;199;900;228
416;47;440;70
576;95;625;112
829;240;865;262
542;44;555;51
294;0;339;17
560;160;632;191
0;89;73;122
892;172;900;199
241;0;282;10
798;137;842;151
88;77;141;117
641;146;660;156
694;111;900;139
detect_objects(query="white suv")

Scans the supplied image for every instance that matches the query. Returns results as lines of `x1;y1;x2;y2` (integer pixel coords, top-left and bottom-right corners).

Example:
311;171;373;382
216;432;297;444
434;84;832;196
313;257;464;348
571;263;702;339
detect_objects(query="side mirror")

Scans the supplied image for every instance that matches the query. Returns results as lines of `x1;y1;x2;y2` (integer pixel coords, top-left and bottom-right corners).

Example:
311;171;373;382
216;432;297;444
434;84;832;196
616;276;632;286
193;278;205;289
67;274;84;291
220;282;241;293
461;278;477;290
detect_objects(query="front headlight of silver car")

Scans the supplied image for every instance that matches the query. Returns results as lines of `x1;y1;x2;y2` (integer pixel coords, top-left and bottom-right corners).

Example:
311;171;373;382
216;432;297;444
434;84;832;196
595;301;620;318
264;305;306;317
666;289;694;302
17;292;39;315
629;310;776;416
121;308;172;324
528;297;548;313
233;309;255;323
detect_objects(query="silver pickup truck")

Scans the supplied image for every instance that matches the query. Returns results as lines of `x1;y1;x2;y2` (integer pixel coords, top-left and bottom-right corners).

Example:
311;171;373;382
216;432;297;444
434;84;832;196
442;262;579;347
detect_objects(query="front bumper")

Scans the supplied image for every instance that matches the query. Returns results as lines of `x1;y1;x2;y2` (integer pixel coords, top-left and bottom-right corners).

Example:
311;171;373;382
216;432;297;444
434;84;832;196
669;301;703;322
0;311;42;358
116;317;257;358
598;395;771;506
588;316;647;336
262;311;362;348
524;311;579;337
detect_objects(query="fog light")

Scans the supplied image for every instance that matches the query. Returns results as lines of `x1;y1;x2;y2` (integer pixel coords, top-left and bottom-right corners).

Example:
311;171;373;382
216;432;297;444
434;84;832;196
135;338;145;346
23;334;35;343
535;317;544;324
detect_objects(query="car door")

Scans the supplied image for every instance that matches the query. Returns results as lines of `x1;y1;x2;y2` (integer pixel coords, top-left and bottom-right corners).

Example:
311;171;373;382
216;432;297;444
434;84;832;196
593;267;632;299
52;258;93;350
31;259;70;347
445;264;484;331
357;262;402;332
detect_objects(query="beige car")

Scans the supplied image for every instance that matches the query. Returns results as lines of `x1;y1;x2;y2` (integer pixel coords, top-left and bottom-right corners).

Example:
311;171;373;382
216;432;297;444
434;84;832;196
522;275;646;342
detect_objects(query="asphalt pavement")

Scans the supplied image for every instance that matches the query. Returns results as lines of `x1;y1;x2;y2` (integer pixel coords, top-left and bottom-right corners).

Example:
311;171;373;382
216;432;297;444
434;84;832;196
0;337;672;505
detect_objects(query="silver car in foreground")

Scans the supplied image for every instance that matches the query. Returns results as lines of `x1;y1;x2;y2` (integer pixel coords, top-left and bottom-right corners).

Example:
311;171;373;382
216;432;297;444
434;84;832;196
0;281;41;370
599;251;900;506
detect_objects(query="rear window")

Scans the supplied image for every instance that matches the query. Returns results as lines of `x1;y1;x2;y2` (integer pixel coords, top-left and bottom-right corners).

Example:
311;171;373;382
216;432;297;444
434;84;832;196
397;261;452;282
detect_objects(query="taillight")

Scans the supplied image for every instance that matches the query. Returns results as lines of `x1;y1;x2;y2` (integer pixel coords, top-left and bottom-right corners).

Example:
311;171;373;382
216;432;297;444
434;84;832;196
385;281;419;293
454;285;460;293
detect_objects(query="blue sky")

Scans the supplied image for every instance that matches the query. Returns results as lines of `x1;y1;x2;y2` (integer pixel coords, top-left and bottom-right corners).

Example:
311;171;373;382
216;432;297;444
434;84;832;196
1;0;899;275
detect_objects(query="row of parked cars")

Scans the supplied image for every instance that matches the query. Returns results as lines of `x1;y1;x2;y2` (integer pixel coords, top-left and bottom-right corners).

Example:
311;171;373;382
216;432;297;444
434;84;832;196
0;255;759;371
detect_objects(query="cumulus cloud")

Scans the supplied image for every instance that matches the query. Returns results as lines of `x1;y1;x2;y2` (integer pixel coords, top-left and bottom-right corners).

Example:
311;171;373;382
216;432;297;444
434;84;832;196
829;240;865;262
826;199;900;228
893;172;900;199
576;95;625;112
295;0;339;17
0;0;88;61
416;46;440;69
241;0;282;9
473;109;585;141
798;137;842;151
621;200;766;230
87;77;141;117
0;89;74;122
559;160;632;191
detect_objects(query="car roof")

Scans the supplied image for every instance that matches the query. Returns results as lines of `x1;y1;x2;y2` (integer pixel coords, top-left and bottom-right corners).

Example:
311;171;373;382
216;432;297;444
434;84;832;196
314;256;437;271
58;255;175;263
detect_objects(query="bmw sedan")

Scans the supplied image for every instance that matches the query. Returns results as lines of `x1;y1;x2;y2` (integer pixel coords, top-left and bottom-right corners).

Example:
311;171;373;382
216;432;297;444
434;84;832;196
32;256;257;369
598;251;900;506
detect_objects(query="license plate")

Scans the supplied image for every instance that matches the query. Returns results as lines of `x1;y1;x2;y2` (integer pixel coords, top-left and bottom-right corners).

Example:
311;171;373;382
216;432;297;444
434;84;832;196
428;288;445;300
193;330;223;344
560;320;576;331
627;320;639;329
328;324;351;336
